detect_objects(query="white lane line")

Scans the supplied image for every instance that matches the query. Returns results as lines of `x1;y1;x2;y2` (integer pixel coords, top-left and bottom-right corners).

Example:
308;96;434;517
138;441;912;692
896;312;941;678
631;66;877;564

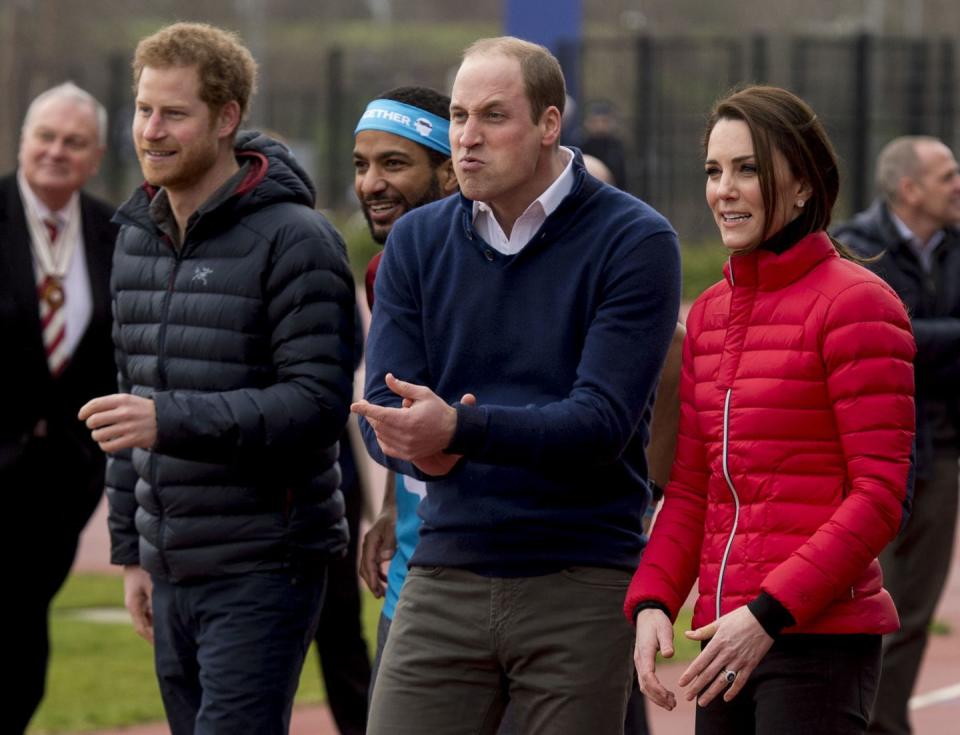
59;607;129;624
909;682;960;710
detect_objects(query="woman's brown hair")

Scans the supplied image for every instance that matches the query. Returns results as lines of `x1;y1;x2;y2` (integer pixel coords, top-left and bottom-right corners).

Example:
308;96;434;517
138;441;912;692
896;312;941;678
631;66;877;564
704;85;860;259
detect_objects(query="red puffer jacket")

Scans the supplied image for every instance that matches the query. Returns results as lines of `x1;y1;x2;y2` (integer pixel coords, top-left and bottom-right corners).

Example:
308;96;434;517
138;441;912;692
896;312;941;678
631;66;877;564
625;232;915;634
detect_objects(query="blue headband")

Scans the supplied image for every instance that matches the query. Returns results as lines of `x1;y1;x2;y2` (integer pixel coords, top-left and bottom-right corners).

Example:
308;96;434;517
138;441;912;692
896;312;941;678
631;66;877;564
354;99;451;157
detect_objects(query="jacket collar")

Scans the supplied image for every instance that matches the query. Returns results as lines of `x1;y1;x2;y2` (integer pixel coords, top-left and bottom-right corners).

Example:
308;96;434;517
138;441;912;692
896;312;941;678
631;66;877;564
724;230;837;291
457;147;601;241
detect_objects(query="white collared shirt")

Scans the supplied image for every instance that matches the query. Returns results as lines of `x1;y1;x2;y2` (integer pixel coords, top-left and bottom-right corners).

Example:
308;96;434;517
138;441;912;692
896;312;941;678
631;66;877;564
889;211;945;274
18;173;93;358
472;147;575;255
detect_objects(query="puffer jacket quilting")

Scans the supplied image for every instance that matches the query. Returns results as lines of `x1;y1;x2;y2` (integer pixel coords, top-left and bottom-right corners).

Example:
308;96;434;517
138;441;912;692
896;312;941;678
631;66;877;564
626;232;915;634
106;131;355;583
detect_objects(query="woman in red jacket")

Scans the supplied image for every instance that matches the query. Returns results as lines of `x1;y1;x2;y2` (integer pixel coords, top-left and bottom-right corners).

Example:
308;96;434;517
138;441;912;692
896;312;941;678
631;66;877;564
625;85;916;734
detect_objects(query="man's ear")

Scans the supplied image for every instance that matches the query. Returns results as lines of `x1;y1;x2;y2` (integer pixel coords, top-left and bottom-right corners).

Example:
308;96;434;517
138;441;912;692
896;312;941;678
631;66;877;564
438;158;459;195
539;106;562;148
898;174;921;207
217;100;242;141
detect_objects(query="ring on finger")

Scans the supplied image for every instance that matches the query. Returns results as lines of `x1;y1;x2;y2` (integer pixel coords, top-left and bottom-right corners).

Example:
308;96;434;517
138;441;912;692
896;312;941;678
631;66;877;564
722;669;737;685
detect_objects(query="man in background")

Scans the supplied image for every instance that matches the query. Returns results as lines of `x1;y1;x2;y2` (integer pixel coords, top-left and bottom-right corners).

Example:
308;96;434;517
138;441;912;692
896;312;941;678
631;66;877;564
2;82;117;734
834;135;960;735
351;85;457;688
580;100;628;189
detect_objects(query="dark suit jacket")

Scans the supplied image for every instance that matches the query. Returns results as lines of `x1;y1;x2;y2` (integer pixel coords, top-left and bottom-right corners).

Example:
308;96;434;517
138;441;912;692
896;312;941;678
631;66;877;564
0;173;119;532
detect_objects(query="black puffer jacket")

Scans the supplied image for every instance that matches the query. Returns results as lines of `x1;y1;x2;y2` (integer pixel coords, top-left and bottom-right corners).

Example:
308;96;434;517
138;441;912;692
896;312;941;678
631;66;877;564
106;132;355;582
834;199;960;473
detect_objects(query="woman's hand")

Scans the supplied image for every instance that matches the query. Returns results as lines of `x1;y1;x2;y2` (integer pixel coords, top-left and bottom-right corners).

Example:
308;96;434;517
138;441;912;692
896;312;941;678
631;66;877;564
678;605;773;707
634;608;678;710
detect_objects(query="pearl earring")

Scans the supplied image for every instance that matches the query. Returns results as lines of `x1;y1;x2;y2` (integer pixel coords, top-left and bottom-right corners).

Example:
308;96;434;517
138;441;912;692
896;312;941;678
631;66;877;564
797;199;805;208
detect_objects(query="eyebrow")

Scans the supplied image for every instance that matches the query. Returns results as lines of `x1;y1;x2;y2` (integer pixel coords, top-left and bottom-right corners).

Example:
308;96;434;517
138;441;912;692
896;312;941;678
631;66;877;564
352;149;415;161
450;99;507;114
135;99;190;111
704;154;756;165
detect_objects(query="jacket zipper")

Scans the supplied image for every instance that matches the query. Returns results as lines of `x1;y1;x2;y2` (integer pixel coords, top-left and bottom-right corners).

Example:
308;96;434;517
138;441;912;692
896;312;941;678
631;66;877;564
717;388;741;620
717;255;741;620
152;234;181;578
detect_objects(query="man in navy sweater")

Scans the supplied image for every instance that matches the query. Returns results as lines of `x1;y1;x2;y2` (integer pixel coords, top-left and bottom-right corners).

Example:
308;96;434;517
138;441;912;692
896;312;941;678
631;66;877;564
353;36;681;734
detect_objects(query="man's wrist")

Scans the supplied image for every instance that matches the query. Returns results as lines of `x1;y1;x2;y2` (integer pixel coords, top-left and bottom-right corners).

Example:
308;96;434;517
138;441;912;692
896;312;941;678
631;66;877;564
445;402;486;455
648;479;665;504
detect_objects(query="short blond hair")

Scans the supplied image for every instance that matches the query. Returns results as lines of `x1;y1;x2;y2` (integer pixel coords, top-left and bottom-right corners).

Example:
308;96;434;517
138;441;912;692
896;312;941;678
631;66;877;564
463;36;565;124
133;22;258;120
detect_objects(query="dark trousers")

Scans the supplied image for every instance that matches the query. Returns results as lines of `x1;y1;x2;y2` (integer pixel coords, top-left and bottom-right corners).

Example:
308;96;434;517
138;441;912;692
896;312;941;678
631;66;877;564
6;435;102;734
869;451;960;735
314;430;371;735
9;519;80;734
696;634;881;735
152;569;326;735
624;674;651;735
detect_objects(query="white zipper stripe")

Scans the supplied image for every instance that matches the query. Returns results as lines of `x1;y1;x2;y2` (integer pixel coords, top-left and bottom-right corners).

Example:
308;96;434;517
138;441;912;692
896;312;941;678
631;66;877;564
717;387;741;620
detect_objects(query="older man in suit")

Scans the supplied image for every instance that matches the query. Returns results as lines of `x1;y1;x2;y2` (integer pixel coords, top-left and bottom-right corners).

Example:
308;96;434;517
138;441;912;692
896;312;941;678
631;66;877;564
0;82;118;734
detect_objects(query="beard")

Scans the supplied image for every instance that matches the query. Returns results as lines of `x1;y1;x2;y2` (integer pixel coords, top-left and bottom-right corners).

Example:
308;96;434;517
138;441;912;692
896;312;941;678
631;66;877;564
137;135;220;191
364;172;445;244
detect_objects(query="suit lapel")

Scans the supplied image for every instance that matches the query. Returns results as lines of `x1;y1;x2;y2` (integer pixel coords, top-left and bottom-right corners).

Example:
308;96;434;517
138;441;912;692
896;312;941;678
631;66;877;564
0;177;46;348
80;193;113;327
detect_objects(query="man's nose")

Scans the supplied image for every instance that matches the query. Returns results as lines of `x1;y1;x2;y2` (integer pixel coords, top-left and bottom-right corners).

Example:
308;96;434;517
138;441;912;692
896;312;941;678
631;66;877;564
360;168;387;196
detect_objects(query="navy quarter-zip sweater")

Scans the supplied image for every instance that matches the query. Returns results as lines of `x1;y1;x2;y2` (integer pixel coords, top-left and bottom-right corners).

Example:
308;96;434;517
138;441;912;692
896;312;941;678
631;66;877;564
361;154;681;575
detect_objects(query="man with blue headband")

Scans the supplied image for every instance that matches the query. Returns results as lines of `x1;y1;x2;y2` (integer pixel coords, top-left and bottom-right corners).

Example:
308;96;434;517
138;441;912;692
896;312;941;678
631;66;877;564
354;88;457;249
354;37;680;734
352;86;459;694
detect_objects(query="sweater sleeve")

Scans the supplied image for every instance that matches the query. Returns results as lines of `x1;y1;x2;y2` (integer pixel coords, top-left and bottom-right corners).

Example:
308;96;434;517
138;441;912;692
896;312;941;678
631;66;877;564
358;220;435;477
445;229;681;468
760;278;916;627
151;222;356;464
624;314;711;622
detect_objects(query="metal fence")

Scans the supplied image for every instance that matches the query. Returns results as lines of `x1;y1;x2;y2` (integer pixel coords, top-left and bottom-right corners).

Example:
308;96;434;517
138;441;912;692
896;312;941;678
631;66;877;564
310;32;956;240
567;33;958;239
91;32;958;242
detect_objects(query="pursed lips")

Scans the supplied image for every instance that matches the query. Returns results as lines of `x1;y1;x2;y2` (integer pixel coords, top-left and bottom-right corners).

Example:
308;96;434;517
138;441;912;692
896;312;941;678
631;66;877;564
457;156;483;172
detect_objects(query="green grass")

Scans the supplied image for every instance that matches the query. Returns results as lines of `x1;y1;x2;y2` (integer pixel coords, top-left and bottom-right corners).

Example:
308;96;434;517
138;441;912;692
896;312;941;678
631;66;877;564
930;618;952;636
680;240;730;302
32;573;695;733
665;608;702;663
31;575;163;733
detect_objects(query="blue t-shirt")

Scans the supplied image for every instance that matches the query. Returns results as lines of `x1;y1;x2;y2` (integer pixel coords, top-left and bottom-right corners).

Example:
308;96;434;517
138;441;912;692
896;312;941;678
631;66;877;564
383;474;425;619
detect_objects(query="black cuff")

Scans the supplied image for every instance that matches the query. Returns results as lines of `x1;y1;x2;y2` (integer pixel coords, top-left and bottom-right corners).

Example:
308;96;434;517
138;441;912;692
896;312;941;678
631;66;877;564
747;591;795;638
632;600;671;623
648;479;665;504
445;402;486;455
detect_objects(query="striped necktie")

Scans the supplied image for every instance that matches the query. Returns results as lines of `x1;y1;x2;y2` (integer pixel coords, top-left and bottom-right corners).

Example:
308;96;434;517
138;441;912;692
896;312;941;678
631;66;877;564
38;217;68;376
